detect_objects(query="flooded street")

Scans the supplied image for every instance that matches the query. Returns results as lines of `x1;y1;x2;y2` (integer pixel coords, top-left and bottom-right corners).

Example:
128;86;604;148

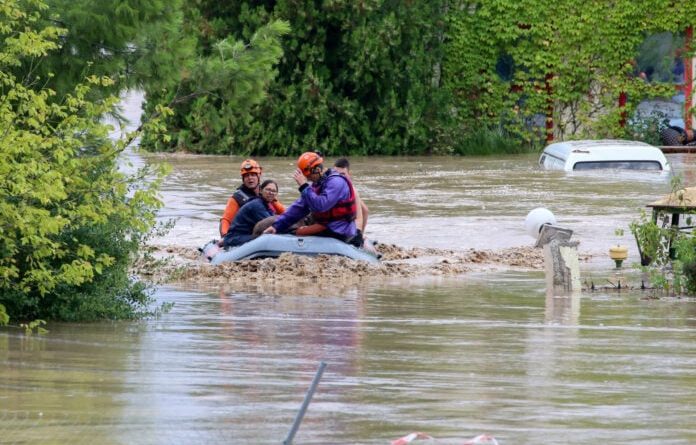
151;153;685;258
3;274;696;444
2;94;696;444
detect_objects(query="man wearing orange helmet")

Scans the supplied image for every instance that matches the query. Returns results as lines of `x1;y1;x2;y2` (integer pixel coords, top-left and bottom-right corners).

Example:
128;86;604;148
219;159;284;238
263;151;359;245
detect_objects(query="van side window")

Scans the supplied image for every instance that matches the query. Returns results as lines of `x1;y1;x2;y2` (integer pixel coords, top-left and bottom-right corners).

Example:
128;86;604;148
573;161;662;171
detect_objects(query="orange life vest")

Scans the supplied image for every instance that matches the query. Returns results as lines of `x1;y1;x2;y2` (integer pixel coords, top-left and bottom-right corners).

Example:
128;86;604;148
311;172;357;224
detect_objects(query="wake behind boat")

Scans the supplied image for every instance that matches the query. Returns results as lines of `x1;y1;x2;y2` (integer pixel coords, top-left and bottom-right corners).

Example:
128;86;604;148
201;234;380;265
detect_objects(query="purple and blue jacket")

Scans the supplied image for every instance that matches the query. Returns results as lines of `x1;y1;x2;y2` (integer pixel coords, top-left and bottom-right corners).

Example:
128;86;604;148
272;169;357;239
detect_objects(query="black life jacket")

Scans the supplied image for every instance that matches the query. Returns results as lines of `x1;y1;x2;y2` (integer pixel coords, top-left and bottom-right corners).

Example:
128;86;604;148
311;171;357;224
232;185;256;208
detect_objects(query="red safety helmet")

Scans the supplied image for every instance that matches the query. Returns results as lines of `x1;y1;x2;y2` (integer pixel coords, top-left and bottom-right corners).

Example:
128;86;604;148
240;159;262;176
297;152;324;177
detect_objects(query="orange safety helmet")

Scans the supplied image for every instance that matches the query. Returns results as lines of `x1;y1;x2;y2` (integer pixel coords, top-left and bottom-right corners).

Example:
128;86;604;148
239;159;262;176
297;152;324;176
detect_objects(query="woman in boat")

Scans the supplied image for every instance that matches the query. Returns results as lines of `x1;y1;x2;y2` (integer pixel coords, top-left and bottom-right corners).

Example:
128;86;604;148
222;180;283;247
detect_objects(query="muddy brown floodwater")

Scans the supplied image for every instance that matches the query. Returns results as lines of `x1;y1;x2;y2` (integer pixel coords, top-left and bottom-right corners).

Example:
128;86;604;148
137;149;683;288
1;93;696;444
134;242;555;287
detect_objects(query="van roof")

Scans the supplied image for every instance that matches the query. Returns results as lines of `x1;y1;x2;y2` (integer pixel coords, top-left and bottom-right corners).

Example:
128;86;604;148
541;139;670;171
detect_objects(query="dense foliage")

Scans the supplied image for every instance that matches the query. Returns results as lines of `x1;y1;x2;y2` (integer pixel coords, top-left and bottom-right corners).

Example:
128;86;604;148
8;0;192;100
141;0;696;156
0;0;166;322
142;0;452;156
140;17;290;153
444;0;696;144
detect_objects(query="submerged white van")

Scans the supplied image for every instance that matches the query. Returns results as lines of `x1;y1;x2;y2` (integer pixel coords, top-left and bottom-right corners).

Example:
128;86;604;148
539;139;671;172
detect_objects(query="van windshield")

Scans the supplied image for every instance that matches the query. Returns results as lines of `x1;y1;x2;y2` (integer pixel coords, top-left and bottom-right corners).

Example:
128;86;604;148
573;161;662;171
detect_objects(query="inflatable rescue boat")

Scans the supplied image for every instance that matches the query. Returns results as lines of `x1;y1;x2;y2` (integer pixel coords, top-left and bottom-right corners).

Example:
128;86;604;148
200;234;380;265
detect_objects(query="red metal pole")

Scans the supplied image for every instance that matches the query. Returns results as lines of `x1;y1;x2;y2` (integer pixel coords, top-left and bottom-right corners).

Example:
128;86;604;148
618;91;627;127
545;73;554;143
685;26;693;132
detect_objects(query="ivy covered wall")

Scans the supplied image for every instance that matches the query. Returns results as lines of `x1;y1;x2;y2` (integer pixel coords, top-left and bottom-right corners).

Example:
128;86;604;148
142;0;696;155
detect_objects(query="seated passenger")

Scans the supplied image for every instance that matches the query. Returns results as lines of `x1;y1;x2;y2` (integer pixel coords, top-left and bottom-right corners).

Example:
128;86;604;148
263;152;359;246
330;157;369;244
218;159;285;238
222;180;283;247
295;157;369;247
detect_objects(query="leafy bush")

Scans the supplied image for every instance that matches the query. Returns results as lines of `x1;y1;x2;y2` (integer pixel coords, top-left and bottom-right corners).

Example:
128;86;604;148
672;221;696;294
0;0;166;322
629;209;669;267
0;304;9;326
449;125;538;156
630;177;696;295
627;110;669;146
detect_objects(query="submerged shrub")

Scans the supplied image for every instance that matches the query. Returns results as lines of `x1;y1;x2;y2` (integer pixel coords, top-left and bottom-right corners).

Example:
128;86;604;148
673;235;696;294
627;110;669;146
451;126;538;156
630;178;696;296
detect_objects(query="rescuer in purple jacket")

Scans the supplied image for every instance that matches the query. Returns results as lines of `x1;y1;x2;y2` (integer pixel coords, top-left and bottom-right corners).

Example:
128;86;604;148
263;151;358;244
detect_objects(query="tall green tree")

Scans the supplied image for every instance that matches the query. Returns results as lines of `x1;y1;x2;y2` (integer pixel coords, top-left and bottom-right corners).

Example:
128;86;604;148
141;0;696;155
140;17;291;153
141;0;452;155
0;0;167;322
8;0;193;99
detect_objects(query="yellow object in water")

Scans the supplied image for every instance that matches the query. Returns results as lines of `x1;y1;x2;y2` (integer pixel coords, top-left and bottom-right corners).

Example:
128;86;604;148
609;245;628;267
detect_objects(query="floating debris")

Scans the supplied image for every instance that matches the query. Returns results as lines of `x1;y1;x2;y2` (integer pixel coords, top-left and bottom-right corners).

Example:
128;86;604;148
132;243;556;287
391;432;499;445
